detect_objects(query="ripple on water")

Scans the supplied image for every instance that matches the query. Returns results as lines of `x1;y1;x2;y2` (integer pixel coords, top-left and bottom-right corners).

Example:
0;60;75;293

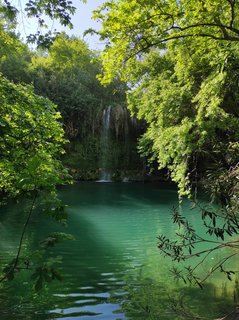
48;303;126;320
49;290;126;320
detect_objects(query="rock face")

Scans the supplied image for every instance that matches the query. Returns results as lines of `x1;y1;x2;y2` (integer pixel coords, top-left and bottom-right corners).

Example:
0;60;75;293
63;104;147;181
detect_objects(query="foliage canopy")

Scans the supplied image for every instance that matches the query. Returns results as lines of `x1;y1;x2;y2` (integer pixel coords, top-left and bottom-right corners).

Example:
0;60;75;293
32;33;126;139
0;75;69;197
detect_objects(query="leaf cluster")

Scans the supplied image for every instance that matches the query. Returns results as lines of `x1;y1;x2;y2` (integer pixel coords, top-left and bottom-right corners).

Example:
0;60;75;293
2;0;80;48
0;76;71;197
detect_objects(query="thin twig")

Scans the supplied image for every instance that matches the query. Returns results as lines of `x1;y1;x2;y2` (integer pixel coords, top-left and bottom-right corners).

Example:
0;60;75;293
0;190;38;283
200;251;239;284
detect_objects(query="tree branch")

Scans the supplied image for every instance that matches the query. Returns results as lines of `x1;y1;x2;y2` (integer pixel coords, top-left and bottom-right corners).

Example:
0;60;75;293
227;0;236;28
124;31;239;63
200;251;239;284
0;190;38;283
171;21;239;36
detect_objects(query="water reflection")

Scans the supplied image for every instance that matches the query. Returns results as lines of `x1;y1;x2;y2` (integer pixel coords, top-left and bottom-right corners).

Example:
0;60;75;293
0;182;238;319
116;278;237;320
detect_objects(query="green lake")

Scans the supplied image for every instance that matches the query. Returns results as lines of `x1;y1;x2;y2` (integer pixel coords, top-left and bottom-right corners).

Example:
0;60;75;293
0;182;238;319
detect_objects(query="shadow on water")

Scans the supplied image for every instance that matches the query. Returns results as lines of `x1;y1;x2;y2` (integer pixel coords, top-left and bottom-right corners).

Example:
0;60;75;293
58;181;179;208
114;277;238;320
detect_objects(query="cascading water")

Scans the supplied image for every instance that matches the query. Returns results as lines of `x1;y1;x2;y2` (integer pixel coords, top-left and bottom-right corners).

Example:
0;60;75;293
97;105;143;182
103;106;111;132
99;106;112;182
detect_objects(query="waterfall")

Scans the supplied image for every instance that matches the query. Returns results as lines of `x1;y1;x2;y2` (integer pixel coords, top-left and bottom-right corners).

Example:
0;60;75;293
99;106;112;182
97;105;143;182
103;106;111;132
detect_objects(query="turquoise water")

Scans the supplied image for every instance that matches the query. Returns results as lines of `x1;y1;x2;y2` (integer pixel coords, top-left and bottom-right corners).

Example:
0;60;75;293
0;182;238;319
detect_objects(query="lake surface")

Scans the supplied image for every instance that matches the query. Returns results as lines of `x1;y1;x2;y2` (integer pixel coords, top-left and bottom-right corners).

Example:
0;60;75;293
0;182;238;319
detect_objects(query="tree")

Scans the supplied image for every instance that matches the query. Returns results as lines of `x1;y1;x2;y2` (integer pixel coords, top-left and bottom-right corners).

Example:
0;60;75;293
32;33;125;139
1;0;80;47
0;5;77;288
92;0;239;285
0;28;32;83
0;75;72;286
0;3;33;83
93;0;239;193
0;76;69;196
31;32;130;178
92;0;239;83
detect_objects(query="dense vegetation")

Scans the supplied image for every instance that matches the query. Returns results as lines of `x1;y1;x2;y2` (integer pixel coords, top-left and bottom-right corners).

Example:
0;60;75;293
32;33;125;138
31;33;142;178
0;10;142;179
